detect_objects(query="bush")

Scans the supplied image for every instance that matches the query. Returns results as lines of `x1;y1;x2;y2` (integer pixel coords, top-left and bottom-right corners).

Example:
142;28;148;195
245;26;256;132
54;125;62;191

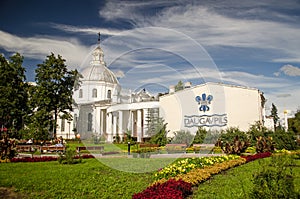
171;130;194;146
273;129;297;150
58;148;81;164
250;155;298;199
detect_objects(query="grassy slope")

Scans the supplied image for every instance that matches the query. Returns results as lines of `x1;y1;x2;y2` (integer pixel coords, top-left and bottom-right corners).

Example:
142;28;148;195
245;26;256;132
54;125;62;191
193;157;300;199
1;155;299;198
0;159;154;199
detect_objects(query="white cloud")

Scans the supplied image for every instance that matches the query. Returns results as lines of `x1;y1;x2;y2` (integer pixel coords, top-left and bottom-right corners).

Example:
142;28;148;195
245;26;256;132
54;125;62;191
0;30;90;70
99;1;300;63
113;70;125;78
50;23;121;36
278;64;300;76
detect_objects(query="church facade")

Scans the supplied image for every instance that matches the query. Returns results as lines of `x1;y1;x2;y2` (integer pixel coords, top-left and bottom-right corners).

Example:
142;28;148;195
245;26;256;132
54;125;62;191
56;42;267;141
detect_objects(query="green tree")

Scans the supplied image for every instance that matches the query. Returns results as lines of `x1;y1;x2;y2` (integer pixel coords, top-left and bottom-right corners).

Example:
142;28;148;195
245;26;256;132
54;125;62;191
193;127;207;144
149;122;168;146
273;127;297;150
0;53;29;137
171;130;194;146
175;80;184;92
271;103;279;131
220;127;248;143
288;110;300;136
247;121;271;146
34;53;81;138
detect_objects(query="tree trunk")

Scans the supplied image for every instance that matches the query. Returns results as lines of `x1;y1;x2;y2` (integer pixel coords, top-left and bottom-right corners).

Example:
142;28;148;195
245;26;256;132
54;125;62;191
54;110;57;138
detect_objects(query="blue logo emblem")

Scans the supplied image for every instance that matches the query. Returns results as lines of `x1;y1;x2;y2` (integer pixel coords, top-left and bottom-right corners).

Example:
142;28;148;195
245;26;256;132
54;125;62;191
195;93;213;112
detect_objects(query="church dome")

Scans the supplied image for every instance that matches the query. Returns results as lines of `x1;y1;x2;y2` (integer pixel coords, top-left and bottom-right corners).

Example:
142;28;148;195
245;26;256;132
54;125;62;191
81;46;119;84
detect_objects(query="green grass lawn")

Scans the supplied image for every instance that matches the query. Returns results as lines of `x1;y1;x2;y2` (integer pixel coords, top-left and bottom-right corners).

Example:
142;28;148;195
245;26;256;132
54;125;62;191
0;158;154;199
193;156;300;199
1;154;299;198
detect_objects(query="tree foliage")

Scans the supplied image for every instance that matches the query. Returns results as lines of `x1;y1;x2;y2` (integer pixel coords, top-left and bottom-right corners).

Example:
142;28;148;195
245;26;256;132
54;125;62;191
288;110;300;135
273;127;298;150
0;53;29;137
33;53;81;138
175;80;184;92
171;130;194;146
192;127;207;144
271;103;279;131
149;122;168;146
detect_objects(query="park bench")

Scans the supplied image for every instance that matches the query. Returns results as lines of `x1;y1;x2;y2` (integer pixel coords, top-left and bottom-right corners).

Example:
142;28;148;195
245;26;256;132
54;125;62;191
40;146;66;153
76;146;104;153
16;145;35;153
165;144;187;153
193;144;215;154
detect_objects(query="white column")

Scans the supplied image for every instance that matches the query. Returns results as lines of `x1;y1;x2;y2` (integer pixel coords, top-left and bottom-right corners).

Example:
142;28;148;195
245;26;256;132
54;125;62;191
118;111;123;137
112;112;117;138
95;107;101;134
130;110;134;137
100;109;104;135
137;109;142;142
143;109;148;137
106;112;113;142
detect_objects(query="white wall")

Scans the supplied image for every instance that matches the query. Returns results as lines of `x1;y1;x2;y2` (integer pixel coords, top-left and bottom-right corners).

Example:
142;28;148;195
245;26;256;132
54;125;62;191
159;82;263;136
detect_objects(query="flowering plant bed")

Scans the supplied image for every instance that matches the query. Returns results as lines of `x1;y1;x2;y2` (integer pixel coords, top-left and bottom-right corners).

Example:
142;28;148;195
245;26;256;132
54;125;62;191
154;155;240;180
240;152;271;162
132;179;192;199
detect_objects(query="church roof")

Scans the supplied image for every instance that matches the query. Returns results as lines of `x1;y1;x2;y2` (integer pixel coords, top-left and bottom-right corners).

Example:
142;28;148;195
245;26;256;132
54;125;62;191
81;44;119;84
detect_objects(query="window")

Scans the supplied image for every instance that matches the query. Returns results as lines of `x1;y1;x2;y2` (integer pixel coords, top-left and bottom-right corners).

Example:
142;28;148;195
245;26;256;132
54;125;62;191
61;118;65;132
92;88;97;98
107;90;111;99
88;113;92;131
79;89;83;98
73;114;77;130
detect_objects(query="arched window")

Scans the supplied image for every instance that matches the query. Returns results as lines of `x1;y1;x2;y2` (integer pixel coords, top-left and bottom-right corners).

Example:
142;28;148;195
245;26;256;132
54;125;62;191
107;90;111;99
79;89;83;98
92;88;97;98
87;113;92;132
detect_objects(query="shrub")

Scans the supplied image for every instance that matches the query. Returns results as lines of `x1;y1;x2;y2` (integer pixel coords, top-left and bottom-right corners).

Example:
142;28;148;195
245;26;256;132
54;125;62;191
255;136;274;153
273;129;298;150
250;155;298;199
223;135;250;155
245;146;256;154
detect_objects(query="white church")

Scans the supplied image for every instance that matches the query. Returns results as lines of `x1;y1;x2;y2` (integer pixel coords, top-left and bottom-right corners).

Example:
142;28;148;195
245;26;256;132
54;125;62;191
56;40;268;142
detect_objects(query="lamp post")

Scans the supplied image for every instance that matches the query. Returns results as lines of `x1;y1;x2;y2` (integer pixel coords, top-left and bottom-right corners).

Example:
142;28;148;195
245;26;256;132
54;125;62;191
128;142;131;155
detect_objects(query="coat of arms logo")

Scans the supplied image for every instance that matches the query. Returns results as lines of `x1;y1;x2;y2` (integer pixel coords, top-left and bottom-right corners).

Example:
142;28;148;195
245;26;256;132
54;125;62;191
195;93;213;112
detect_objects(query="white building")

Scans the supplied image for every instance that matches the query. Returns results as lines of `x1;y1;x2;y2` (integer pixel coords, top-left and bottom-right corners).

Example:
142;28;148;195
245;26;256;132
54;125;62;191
56;41;267;141
56;42;159;142
160;82;265;135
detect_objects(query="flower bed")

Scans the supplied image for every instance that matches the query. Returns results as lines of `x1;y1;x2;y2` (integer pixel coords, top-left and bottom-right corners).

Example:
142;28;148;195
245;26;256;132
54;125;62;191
134;153;272;199
132;179;192;199
154;155;240;180
240;152;271;163
9;154;95;163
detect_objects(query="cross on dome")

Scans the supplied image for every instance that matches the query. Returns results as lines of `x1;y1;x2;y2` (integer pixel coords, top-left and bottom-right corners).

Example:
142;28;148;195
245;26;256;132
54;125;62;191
92;32;104;64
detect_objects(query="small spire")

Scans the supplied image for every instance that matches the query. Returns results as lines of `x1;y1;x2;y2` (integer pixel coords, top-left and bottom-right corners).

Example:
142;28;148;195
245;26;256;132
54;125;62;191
98;32;101;45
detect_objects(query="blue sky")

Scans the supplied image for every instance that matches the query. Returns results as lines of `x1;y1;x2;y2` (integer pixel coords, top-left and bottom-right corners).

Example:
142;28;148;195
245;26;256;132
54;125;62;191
1;0;300;119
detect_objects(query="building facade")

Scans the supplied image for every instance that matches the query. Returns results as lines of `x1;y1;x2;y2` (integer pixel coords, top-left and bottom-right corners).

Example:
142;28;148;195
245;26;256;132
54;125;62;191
56;42;267;141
